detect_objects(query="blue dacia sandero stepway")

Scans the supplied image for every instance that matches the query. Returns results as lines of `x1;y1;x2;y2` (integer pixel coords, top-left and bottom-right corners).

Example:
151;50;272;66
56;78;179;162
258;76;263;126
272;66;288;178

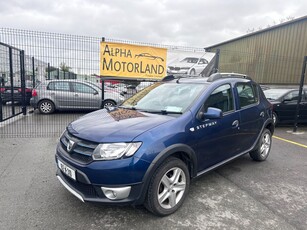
55;73;274;216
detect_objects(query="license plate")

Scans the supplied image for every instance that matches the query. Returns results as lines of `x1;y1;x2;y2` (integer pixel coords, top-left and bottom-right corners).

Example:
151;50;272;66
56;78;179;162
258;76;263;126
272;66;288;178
6;90;18;93
58;159;76;180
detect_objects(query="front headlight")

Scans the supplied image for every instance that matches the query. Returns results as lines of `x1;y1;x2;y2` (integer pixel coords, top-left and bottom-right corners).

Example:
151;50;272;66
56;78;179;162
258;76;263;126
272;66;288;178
92;142;142;160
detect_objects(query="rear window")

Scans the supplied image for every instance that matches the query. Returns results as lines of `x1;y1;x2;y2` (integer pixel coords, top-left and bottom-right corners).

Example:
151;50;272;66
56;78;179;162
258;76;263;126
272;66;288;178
236;83;258;108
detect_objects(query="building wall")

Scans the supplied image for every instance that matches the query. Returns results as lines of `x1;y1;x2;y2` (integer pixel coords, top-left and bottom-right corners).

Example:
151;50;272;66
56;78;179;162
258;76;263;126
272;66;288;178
206;18;307;84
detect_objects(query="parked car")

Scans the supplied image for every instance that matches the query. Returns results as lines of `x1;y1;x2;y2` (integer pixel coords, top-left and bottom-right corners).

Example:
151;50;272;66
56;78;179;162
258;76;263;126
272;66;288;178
30;79;125;114
0;81;32;105
167;57;209;76
55;73;274;216
263;88;307;125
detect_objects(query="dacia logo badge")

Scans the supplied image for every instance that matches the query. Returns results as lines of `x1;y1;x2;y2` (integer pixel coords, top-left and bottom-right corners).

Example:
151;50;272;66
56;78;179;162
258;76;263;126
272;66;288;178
67;140;75;152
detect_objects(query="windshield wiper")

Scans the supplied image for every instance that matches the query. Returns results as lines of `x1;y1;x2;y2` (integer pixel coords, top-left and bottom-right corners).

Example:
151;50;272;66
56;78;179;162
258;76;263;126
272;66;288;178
139;109;182;115
118;105;137;110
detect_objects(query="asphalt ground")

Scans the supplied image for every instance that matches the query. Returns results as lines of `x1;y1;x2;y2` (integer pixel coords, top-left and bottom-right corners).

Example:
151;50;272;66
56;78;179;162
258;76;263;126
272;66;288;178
0;112;307;230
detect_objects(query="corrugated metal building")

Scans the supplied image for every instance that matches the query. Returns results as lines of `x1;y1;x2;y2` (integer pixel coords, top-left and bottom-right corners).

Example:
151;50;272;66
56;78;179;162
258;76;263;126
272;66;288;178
205;15;307;84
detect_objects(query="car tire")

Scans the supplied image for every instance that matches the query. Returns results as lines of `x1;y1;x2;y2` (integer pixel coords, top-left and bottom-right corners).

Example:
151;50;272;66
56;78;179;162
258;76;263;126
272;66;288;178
249;128;272;161
273;112;278;126
189;69;196;76
103;100;116;108
145;157;190;216
38;100;55;114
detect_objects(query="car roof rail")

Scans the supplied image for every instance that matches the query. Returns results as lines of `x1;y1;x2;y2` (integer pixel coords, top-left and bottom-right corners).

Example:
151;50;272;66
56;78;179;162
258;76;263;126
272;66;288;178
207;72;251;82
162;75;176;81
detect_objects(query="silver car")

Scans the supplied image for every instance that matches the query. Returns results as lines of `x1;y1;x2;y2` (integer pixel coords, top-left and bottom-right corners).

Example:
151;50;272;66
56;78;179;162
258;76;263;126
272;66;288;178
167;57;208;76
30;79;125;114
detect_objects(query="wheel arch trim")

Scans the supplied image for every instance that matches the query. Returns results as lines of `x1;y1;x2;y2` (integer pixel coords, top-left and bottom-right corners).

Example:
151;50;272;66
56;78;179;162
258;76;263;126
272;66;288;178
134;143;197;205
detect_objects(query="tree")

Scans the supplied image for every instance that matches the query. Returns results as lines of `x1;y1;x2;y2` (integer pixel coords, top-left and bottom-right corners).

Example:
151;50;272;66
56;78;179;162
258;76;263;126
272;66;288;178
60;62;71;72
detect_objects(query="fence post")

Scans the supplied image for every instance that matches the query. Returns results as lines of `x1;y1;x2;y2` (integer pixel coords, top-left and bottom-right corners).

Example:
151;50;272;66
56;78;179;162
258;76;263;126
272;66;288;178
47;63;50;80
32;57;35;87
9;47;15;115
101;37;105;108
293;56;307;132
20;50;26;115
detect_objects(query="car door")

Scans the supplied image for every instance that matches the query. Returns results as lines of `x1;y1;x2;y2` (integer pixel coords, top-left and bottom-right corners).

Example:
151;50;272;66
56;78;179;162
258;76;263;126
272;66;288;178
301;90;307;122
70;82;101;109
193;84;242;172
235;82;264;152
47;81;73;108
277;90;307;123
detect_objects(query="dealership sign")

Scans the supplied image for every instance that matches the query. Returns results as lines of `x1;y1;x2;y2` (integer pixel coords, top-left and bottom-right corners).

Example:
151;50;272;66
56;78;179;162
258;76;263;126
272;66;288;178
100;42;167;80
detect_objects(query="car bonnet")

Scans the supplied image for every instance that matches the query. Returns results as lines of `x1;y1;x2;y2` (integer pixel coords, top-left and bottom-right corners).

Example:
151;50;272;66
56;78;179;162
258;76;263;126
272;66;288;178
68;108;175;143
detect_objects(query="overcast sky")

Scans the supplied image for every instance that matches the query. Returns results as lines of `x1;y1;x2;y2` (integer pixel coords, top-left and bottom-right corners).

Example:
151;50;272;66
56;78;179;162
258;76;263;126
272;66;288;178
0;0;306;48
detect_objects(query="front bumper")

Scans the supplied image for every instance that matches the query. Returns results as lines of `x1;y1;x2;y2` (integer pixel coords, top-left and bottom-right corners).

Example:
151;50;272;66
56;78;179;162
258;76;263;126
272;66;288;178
55;145;151;204
56;167;144;204
167;69;189;74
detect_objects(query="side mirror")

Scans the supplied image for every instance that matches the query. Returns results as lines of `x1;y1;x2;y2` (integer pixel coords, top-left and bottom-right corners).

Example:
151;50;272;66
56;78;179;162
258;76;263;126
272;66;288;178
93;91;99;95
199;107;223;120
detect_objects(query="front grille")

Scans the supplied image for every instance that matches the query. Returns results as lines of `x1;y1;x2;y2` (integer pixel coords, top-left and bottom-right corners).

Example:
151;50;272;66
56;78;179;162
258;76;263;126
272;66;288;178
60;130;98;164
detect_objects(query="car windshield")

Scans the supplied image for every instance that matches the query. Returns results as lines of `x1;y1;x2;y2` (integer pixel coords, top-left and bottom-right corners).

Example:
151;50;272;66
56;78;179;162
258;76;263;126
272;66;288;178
180;58;198;64
263;89;292;100
122;82;205;114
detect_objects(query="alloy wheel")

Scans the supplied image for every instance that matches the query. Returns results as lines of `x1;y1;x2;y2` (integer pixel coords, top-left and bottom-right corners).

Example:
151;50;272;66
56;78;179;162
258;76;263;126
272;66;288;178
260;133;271;158
157;167;186;209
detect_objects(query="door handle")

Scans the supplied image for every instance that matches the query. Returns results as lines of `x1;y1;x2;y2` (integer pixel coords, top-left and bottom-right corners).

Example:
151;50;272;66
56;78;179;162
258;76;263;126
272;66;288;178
232;120;239;128
74;94;79;97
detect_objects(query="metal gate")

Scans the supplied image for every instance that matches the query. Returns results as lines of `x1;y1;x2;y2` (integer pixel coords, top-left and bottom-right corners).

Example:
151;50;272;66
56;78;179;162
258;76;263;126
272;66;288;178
0;42;27;122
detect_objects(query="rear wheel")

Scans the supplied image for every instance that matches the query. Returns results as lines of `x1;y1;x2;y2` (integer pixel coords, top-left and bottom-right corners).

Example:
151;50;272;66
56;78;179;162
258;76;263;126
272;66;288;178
249;129;272;161
145;157;190;216
38;100;55;114
103;100;116;108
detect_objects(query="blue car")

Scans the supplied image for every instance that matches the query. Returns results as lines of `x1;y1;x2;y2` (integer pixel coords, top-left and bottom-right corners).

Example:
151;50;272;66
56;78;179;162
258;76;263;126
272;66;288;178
55;73;274;216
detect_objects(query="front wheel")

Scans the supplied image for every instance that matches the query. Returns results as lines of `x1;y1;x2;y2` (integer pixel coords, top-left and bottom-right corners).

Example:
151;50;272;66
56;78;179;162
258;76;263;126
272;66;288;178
189;69;196;76
103;100;116;108
145;157;190;216
249;129;272;161
38;100;55;114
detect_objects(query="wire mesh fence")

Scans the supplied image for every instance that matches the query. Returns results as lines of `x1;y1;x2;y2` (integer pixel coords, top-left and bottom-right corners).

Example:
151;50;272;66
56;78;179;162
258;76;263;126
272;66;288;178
0;42;27;123
0;28;206;138
1;28;306;138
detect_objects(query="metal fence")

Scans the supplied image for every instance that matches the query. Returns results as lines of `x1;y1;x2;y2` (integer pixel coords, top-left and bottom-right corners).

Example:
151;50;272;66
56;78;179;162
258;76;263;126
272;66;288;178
0;28;206;137
0;42;27;123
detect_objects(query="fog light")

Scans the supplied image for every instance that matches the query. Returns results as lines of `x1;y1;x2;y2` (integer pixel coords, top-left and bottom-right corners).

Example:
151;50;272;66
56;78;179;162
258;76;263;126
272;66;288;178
101;186;131;200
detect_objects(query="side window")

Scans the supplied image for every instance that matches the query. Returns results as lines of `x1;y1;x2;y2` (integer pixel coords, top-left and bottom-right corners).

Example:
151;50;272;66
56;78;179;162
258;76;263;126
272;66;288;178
236;83;257;108
284;90;299;101
48;82;70;92
73;83;97;94
204;84;234;113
